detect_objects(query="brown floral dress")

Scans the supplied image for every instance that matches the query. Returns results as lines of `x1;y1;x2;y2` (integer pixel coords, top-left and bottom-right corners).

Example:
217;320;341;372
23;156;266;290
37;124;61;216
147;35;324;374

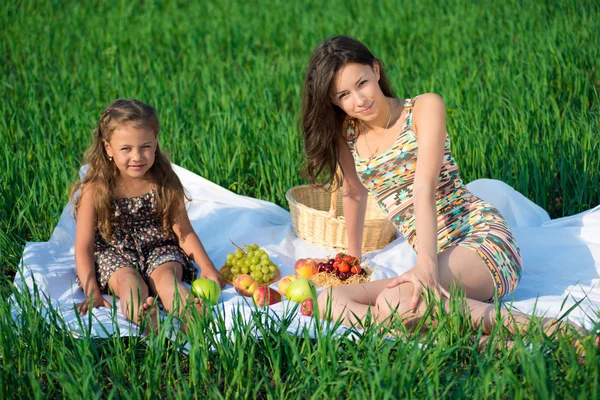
93;189;197;293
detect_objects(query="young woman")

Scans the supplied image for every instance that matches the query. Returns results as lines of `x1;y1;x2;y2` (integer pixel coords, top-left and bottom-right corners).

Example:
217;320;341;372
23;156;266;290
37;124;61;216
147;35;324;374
299;35;580;344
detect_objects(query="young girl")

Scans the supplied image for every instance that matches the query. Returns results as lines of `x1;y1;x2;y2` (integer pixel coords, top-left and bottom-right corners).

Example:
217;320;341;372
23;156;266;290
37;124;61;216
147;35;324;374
71;99;224;332
301;35;591;346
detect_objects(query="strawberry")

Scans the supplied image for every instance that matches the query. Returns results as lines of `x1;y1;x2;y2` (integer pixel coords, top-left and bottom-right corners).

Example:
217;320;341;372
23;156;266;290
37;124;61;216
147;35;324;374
333;262;340;270
339;261;351;273
350;265;362;275
343;255;354;264
335;253;343;263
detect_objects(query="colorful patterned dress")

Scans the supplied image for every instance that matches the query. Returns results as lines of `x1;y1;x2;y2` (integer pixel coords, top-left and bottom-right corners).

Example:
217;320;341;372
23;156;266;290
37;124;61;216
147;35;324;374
92;189;197;293
346;96;522;298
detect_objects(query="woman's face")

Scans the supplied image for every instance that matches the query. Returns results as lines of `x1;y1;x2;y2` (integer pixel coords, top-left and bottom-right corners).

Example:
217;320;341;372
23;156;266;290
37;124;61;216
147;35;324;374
331;62;385;122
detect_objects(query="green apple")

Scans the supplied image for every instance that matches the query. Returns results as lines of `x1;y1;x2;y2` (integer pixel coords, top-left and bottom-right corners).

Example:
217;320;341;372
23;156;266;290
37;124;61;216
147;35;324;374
191;278;221;305
285;278;317;303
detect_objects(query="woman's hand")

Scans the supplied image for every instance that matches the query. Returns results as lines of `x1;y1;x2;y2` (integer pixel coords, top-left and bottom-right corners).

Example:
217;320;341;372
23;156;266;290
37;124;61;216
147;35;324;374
386;265;450;312
201;268;226;289
75;293;111;316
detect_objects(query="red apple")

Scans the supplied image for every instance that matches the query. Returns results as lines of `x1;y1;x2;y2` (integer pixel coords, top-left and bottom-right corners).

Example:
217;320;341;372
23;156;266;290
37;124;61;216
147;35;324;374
234;274;258;297
300;298;315;316
294;258;318;278
253;286;282;307
278;275;298;297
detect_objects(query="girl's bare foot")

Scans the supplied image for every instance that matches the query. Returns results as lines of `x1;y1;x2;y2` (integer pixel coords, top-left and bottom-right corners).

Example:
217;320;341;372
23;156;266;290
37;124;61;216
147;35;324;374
174;297;205;334
137;296;159;334
191;297;204;316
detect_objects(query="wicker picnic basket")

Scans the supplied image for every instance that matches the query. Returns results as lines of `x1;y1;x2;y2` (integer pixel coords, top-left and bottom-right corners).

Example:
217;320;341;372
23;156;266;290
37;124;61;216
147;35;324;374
285;183;397;253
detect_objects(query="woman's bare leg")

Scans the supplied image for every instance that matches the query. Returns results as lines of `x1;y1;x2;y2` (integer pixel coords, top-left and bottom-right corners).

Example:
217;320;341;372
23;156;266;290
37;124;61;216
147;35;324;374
320;245;495;327
318;245;596;351
317;278;391;325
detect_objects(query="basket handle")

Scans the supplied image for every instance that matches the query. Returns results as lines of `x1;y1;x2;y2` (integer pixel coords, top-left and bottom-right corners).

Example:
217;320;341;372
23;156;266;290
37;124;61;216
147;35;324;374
328;168;341;218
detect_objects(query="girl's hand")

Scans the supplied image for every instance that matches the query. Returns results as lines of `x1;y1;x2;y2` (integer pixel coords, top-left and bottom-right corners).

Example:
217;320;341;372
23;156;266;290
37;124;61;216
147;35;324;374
75;294;111;316
201;268;226;289
386;265;450;312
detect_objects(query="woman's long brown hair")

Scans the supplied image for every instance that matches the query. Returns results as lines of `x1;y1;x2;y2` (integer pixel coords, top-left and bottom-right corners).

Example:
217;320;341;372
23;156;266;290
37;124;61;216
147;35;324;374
70;99;187;242
300;35;395;187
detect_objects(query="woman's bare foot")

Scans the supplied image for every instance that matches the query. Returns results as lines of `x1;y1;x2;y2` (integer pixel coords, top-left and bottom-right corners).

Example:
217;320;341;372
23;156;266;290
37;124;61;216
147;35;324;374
537;317;600;364
137;296;159;334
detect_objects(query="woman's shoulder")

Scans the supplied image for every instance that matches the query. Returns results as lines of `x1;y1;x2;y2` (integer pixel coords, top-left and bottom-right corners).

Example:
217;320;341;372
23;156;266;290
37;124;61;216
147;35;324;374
411;93;446;119
412;93;445;108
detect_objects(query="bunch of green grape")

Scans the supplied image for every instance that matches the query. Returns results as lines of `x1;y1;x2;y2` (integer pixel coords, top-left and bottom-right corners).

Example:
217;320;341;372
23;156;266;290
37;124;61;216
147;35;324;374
223;243;279;284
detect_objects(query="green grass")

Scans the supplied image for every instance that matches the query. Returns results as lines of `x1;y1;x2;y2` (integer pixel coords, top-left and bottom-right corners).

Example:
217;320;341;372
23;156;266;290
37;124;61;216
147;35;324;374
1;0;599;397
3;277;599;399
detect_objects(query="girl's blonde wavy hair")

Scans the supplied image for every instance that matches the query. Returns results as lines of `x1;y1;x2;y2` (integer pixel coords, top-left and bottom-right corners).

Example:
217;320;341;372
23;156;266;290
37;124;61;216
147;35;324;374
71;99;187;242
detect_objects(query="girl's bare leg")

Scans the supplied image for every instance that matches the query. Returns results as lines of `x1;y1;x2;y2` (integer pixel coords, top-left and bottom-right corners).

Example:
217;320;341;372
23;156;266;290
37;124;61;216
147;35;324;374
149;262;202;331
107;266;158;333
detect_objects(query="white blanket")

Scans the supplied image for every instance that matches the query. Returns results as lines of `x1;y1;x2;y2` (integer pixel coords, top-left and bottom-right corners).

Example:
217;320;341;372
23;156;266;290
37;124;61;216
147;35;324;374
12;165;600;337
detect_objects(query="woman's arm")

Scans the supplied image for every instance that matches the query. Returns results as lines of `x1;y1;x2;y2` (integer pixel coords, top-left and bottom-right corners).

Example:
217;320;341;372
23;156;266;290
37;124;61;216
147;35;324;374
337;134;369;259
74;185;110;314
412;94;447;273
171;205;225;287
387;93;450;309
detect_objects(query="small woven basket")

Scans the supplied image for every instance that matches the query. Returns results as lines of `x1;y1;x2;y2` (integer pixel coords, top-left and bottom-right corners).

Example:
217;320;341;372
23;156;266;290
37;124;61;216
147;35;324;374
285;184;397;253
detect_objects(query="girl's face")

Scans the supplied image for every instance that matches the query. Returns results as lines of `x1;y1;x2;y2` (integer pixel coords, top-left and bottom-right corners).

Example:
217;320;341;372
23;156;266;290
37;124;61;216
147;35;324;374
331;62;385;122
104;124;157;181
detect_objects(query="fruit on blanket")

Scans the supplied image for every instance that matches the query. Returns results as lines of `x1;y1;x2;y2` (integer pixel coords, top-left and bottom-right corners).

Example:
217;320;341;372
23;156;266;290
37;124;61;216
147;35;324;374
253;286;282;307
286;278;317;303
191;278;221;305
294;258;318;278
221;265;232;280
278;275;298;297
224;241;280;285
300;298;315;316
234;274;258;297
314;253;368;284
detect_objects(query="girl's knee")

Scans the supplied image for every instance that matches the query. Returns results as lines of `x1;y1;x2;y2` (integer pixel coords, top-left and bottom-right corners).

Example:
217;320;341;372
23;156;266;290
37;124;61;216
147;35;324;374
108;267;147;297
149;261;183;282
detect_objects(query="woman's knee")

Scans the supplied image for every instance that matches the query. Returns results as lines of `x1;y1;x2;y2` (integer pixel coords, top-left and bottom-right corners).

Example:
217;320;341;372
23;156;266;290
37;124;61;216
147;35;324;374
375;287;414;322
317;288;334;318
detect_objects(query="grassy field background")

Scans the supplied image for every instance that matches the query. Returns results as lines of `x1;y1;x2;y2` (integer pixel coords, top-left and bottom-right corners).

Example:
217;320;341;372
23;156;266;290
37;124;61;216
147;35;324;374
1;0;599;398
